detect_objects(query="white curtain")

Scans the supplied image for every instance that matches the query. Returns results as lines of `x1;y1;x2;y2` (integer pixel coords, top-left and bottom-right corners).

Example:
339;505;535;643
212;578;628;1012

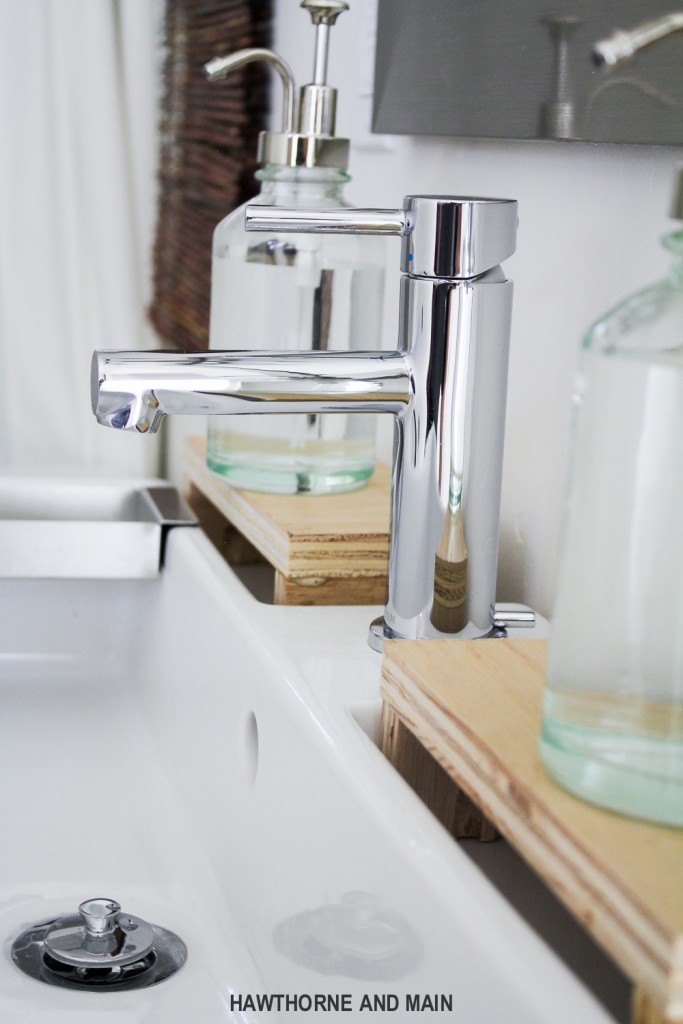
0;0;161;476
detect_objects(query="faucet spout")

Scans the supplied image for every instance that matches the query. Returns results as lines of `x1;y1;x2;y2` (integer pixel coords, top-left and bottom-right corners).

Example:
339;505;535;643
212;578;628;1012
92;350;411;434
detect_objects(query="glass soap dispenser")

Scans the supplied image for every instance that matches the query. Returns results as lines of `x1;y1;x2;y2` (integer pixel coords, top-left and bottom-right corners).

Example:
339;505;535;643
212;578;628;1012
541;170;683;827
204;0;385;494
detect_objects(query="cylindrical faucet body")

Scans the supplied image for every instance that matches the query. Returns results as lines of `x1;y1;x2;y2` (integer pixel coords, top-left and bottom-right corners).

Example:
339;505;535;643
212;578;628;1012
386;269;513;640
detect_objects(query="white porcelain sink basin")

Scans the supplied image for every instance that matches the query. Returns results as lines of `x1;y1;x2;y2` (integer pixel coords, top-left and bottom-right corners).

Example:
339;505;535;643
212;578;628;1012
0;478;194;578
0;522;621;1022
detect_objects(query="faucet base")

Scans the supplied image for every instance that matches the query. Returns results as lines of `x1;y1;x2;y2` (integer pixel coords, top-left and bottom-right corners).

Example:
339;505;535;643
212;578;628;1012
368;606;539;651
368;616;387;653
368;617;506;653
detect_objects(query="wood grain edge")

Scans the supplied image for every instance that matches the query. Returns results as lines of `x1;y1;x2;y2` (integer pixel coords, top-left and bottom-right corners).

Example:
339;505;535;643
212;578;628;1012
184;436;390;576
184;438;289;571
379;703;499;841
381;646;677;1017
274;572;387;606
632;987;670;1024
183;482;264;565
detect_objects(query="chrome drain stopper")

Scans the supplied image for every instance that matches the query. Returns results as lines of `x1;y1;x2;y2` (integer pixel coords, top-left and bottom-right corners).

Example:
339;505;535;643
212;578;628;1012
11;898;187;991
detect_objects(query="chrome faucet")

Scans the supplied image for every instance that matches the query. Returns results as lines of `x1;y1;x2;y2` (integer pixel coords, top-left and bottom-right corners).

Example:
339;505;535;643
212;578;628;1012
92;194;524;648
593;12;683;67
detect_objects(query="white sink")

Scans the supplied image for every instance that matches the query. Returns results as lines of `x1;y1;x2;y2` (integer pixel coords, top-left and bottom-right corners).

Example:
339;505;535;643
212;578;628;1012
0;478;195;578
0;523;620;1022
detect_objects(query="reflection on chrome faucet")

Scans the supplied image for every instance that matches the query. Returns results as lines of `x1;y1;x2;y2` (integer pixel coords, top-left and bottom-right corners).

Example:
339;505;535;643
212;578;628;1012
92;195;518;648
431;490;468;636
587;12;683;138
539;13;580;140
593;12;683;68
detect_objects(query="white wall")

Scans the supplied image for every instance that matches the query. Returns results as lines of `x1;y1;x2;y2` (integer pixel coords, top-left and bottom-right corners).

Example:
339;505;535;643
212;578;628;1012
272;1;683;617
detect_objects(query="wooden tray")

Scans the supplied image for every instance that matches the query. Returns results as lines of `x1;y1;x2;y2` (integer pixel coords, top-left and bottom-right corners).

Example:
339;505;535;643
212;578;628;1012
183;436;390;605
380;639;683;1023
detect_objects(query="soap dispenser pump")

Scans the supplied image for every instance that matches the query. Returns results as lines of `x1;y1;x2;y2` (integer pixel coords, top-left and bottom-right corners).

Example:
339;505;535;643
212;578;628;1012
204;0;386;495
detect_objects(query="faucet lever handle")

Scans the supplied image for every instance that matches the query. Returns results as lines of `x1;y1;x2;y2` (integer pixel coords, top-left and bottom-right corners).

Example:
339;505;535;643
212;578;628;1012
244;205;407;236
247;195;518;280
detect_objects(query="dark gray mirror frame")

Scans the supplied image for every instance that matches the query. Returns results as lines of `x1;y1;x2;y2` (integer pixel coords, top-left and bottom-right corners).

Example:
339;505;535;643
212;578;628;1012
373;0;683;146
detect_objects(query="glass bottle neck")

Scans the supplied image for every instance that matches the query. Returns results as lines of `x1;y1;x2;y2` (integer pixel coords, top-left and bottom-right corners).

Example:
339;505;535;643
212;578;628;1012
255;165;351;208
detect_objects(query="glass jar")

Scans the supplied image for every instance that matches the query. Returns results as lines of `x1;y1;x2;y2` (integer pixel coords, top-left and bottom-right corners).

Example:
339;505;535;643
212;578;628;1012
206;165;386;494
541;229;683;827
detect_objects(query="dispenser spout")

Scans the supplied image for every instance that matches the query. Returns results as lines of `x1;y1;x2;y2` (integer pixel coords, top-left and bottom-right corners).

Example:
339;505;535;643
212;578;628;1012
204;49;297;135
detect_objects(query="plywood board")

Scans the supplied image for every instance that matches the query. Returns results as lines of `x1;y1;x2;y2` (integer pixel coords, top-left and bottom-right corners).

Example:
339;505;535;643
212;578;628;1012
381;639;683;1021
183;436;390;595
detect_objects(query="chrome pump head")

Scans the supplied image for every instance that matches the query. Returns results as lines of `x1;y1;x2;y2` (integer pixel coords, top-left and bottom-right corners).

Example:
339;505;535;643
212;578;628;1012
203;0;350;170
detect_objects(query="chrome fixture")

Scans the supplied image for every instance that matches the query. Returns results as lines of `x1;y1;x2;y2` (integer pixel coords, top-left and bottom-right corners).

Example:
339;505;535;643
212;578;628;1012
92;195;520;648
540;14;580;140
593;12;683;68
11;897;187;990
204;0;351;170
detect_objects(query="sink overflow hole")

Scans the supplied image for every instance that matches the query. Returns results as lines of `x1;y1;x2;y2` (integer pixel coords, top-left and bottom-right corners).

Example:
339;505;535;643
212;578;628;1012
242;710;259;785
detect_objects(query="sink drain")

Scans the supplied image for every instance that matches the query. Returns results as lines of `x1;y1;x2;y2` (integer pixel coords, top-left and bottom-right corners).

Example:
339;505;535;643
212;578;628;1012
11;898;187;992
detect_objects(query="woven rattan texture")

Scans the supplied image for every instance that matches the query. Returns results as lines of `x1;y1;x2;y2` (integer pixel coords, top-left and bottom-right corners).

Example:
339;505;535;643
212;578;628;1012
150;0;272;351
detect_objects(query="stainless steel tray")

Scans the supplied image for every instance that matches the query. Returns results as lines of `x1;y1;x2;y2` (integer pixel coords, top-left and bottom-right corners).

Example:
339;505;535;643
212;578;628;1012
0;481;196;579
